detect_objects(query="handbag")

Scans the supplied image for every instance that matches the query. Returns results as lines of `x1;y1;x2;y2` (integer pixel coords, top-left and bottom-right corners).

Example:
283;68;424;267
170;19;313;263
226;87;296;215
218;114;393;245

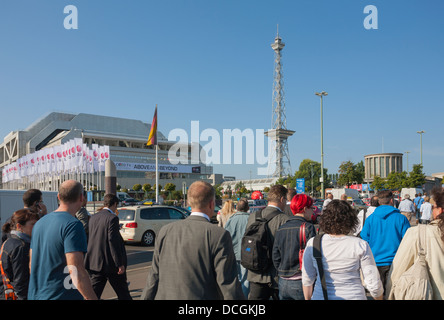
389;224;433;300
0;241;18;300
298;223;307;271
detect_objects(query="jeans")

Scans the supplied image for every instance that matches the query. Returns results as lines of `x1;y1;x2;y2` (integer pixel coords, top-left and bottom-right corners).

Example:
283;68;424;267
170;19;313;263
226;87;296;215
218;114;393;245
278;277;304;300
236;261;250;298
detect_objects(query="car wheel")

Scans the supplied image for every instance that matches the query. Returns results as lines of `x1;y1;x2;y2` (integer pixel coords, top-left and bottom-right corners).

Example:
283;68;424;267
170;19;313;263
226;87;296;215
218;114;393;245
142;230;155;246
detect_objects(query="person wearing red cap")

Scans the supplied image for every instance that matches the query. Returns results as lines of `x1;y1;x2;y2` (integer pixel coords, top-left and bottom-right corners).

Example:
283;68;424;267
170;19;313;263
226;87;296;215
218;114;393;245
272;194;317;300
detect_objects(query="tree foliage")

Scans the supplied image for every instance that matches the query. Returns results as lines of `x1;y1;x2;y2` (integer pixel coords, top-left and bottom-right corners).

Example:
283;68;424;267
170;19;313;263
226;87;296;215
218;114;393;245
337;160;364;187
370;164;426;191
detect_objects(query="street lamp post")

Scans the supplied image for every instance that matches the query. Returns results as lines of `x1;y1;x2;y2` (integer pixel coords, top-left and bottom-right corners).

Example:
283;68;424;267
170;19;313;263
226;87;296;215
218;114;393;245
404;151;410;173
310;163;314;196
315;91;328;199
417;130;425;166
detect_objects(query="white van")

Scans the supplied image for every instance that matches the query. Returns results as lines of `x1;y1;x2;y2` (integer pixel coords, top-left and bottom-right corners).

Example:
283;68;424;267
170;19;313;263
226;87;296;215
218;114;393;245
118;205;188;246
116;192;131;201
400;188;423;200
330;188;360;201
0;190;58;226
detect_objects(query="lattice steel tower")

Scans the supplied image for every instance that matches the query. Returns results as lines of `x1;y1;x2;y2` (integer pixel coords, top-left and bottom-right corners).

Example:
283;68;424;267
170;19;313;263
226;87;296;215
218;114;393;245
265;27;295;178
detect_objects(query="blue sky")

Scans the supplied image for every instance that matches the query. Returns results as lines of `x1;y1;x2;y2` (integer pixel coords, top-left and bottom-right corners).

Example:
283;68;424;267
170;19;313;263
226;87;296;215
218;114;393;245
1;0;443;179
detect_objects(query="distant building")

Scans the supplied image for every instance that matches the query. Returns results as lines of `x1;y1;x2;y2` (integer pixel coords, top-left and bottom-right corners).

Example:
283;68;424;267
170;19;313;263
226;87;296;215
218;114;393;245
0;112;214;191
220;177;279;193
364;153;403;182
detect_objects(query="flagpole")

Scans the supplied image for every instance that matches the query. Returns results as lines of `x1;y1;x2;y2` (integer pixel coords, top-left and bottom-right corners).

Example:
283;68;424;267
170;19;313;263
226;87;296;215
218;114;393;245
155;143;159;204
155;104;159;204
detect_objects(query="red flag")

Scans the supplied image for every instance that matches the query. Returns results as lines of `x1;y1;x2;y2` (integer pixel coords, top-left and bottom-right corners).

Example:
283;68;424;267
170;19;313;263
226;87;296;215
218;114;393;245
146;105;157;146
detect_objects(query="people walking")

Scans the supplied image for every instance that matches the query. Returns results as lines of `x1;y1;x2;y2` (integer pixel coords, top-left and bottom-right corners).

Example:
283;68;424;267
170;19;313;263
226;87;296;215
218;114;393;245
217;199;235;228
398;194;416;224
414;193;424;224
302;200;383;300
283;188;297;216
419;196;433;224
224;198;251;297
273;194;317;300
0;209;39;300
360;190;410;294
84;194;132;300
2;188;47;243
354;195;379;236
245;184;289;300
322;193;333;211
28;180;97;300
140;181;244;300
386;187;444;299
75;190;90;240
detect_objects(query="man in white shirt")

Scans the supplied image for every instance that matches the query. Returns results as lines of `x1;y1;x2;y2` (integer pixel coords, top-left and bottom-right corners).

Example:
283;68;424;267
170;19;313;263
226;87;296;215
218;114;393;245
322;193;333;211
398;194;416;224
354;195;379;236
419;196;433;224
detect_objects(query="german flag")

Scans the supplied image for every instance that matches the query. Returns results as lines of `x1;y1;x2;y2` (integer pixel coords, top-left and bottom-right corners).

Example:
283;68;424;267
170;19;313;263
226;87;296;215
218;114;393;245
146;105;157;146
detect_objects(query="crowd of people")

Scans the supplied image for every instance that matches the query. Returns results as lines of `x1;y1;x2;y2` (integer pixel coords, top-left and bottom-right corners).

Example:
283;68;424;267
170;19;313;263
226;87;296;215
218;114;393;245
0;180;131;300
2;179;444;300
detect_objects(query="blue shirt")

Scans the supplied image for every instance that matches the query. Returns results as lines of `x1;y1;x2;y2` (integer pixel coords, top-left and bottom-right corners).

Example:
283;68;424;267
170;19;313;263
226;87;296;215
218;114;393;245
28;211;87;300
414;196;424;209
360;205;410;266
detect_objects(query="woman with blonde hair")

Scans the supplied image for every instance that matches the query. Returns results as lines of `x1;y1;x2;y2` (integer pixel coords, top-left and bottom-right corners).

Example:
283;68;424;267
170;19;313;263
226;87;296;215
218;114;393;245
217;200;235;227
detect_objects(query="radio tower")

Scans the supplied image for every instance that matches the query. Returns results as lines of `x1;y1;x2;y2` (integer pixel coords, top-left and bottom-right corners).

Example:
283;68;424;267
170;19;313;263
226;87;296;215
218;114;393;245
265;26;295;178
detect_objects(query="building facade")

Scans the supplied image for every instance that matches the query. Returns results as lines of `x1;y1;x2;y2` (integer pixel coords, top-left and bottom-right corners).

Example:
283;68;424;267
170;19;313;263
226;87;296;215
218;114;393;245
0;112;214;191
364;153;403;181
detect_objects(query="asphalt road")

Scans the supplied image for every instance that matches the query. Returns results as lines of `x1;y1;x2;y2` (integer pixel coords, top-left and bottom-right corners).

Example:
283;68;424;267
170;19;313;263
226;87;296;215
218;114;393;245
101;244;154;300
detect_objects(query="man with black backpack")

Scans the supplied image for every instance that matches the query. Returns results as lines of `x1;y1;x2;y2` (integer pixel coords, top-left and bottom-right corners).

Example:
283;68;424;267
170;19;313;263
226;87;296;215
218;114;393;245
242;185;289;300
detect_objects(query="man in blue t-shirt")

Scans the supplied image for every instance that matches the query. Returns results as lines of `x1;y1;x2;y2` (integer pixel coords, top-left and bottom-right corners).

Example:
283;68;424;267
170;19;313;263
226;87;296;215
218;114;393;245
28;180;97;300
414;193;424;224
361;190;410;295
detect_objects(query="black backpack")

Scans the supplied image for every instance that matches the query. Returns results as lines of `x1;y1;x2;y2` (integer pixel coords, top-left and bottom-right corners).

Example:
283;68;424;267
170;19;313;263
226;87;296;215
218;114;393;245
240;210;278;272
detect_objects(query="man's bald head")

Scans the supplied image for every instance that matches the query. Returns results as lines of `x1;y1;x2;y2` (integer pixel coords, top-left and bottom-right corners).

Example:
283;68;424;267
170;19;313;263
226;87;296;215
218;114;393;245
58;180;84;204
187;181;215;215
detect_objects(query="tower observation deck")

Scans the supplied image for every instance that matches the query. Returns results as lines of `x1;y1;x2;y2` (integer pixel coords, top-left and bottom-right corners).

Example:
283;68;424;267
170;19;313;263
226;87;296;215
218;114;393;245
265;28;295;178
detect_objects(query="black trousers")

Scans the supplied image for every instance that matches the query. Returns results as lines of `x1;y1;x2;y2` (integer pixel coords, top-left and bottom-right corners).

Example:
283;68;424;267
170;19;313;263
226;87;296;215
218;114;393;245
377;265;391;296
248;282;279;300
88;270;132;300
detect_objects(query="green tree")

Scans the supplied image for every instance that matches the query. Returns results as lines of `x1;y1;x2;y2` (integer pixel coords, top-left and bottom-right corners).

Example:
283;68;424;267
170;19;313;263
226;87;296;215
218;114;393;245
214;184;223;200
408;164;426;188
275;174;295;189
386;171;408;190
292;159;330;195
371;175;386;191
164;183;176;192
235;181;248;199
133;184;142;192
337;161;363;187
142;183;152;193
171;190;183;200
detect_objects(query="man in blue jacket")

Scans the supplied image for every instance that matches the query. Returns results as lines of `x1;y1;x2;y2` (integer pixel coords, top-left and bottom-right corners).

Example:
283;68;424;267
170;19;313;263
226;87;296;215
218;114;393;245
360;190;410;295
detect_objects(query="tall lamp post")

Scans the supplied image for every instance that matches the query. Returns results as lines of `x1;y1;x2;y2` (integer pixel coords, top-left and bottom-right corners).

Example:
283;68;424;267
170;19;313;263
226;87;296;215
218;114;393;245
417;130;425;166
404;151;410;174
315;91;328;198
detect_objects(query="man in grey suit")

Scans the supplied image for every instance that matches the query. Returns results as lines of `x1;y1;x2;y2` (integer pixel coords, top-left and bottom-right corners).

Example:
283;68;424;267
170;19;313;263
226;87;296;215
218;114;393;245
140;181;245;300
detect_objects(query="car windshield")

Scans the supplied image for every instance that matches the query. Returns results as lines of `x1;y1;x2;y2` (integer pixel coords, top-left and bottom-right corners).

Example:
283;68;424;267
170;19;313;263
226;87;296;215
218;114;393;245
118;209;135;221
354;199;365;205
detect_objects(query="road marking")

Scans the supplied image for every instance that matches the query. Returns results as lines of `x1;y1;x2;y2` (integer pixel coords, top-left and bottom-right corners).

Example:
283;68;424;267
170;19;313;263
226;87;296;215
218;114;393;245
127;265;151;273
126;251;148;256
